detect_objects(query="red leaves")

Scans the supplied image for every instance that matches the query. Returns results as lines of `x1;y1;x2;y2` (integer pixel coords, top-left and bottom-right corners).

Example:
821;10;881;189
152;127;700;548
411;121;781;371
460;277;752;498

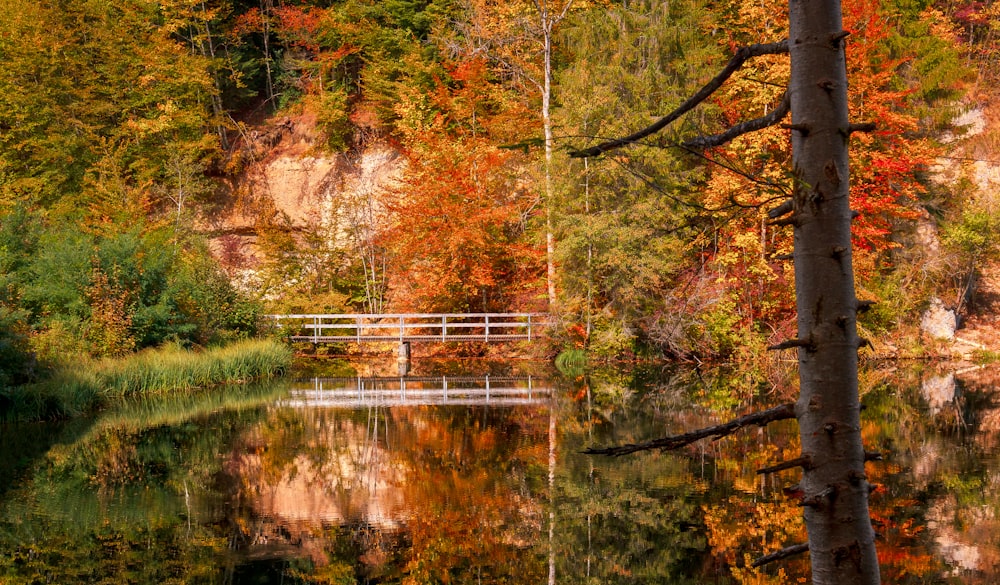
383;59;543;312
274;6;323;51
695;0;941;328
842;0;932;256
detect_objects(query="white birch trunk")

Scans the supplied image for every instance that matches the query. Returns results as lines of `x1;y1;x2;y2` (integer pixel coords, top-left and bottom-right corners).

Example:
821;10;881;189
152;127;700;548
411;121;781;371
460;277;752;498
543;19;557;308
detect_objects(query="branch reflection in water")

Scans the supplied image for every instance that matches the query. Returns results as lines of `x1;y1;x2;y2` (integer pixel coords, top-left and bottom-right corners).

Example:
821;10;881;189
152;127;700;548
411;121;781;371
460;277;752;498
0;360;998;583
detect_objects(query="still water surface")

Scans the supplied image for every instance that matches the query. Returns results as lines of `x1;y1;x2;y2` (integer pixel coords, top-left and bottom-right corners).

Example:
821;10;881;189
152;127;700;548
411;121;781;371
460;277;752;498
1;359;999;583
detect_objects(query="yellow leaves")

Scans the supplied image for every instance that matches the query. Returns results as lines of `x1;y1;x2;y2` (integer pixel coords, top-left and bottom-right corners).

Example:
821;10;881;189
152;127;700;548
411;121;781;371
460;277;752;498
85;268;136;358
715;0;787;44
703;496;807;584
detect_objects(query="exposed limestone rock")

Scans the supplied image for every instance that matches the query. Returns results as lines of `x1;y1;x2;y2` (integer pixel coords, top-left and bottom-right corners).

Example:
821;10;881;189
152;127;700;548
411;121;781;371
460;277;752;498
921;297;958;341
939;107;987;144
202;110;406;298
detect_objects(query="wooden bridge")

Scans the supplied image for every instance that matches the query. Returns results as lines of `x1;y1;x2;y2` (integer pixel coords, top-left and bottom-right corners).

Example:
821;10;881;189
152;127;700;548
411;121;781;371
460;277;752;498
283;375;552;408
266;313;550;345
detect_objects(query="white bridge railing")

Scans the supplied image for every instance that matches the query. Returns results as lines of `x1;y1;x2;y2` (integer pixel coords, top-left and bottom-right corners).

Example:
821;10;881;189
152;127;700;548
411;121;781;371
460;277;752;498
266;313;549;344
283;375;552;408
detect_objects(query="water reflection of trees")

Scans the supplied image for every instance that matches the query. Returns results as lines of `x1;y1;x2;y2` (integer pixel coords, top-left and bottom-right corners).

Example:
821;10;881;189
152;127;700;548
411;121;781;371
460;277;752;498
6;363;1000;582
0;380;289;583
562;364;1000;584
903;365;1000;583
228;403;551;583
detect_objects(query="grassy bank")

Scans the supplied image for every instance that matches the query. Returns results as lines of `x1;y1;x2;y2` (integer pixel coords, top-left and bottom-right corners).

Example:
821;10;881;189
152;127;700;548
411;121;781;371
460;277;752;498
0;339;293;422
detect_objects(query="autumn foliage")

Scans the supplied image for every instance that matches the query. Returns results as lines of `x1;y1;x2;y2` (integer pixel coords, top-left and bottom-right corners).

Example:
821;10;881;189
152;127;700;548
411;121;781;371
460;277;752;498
0;0;985;377
627;0;966;357
387;59;543;312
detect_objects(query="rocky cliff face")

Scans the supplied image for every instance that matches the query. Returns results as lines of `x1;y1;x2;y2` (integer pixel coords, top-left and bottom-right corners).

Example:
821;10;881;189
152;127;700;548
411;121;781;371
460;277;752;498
929;104;1000;355
200;115;405;299
206;100;1000;347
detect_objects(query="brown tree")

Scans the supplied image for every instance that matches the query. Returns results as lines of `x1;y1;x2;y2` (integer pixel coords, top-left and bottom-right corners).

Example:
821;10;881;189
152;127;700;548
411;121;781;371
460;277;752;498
575;0;880;583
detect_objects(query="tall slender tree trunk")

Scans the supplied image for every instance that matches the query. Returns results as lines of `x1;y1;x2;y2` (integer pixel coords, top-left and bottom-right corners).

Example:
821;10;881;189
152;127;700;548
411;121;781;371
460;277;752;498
532;0;573;309
543;20;557;308
261;0;275;105
787;0;879;582
196;2;229;150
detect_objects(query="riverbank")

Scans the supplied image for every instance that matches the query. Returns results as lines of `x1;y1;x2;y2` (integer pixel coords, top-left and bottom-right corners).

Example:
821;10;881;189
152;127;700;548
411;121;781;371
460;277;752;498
0;339;293;422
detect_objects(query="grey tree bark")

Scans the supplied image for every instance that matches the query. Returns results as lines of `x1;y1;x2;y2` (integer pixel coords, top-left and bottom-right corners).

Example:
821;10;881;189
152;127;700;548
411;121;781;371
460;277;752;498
787;0;879;583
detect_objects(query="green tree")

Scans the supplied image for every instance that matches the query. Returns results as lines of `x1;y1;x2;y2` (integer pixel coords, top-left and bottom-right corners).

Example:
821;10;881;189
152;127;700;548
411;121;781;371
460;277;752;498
554;0;717;356
0;0;217;218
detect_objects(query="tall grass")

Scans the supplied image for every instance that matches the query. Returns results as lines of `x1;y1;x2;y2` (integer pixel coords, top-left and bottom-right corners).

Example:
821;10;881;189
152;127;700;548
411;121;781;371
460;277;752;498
555;348;588;376
1;339;293;422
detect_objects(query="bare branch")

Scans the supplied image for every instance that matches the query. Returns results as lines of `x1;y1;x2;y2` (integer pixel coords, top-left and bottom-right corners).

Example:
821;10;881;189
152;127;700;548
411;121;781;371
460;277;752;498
768;339;815;351
584;403;796;456
557;0;575;21
770;214;800;227
757;454;813;475
782;123;811;135
768;198;794;219
683;92;791;149
570;40;789;158
674;145;792;197
848;122;877;134
751;543;810;568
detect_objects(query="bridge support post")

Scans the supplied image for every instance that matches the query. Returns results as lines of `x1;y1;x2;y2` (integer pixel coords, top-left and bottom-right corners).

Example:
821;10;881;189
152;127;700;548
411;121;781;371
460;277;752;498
397;341;411;376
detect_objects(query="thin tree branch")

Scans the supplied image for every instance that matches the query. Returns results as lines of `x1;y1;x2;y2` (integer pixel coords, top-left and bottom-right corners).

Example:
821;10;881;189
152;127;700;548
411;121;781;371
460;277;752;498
603;153;788;212
565;130;792;197
684;92;791;149
768;198;794;219
751;543;810;568
570;40;789;158
675;145;792;197
584;403;796;456
601;155;713;211
757;455;813;475
768;338;815;351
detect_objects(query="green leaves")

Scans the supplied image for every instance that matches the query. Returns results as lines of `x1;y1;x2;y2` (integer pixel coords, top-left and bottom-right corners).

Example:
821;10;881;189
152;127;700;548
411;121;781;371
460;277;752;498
0;207;260;368
553;0;717;354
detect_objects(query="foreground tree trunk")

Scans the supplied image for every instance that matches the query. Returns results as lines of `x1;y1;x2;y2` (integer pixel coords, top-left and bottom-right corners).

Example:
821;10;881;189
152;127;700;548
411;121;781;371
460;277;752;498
787;0;879;582
573;1;882;581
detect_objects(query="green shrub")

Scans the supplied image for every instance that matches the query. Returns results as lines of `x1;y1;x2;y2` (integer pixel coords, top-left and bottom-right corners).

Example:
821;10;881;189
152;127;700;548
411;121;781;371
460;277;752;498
0;306;32;388
311;88;353;152
555;348;587;376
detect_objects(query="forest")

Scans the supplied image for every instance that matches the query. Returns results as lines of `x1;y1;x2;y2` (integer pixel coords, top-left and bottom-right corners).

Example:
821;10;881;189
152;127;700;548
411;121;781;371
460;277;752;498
1;0;999;389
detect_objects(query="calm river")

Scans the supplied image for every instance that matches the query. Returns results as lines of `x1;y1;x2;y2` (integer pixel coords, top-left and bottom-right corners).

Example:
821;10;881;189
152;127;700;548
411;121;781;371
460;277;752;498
1;358;998;583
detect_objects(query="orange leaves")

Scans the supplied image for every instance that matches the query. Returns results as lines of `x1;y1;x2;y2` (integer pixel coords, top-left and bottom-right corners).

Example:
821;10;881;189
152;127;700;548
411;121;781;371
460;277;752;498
230;8;263;38
232;5;323;51
274;5;324;52
386;136;532;311
383;57;542;312
699;0;940;322
703;496;807;584
850;151;924;253
393;409;548;585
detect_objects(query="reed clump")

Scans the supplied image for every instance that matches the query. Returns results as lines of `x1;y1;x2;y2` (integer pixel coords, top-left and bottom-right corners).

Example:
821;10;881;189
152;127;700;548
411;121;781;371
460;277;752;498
1;339;293;421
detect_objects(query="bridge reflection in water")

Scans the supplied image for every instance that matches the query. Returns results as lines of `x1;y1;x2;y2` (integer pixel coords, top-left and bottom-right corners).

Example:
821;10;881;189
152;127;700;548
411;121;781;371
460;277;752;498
283;375;552;408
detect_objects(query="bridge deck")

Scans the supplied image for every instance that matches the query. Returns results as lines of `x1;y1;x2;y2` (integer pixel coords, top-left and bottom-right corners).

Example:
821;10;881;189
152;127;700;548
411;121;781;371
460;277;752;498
286;334;531;343
268;313;550;344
